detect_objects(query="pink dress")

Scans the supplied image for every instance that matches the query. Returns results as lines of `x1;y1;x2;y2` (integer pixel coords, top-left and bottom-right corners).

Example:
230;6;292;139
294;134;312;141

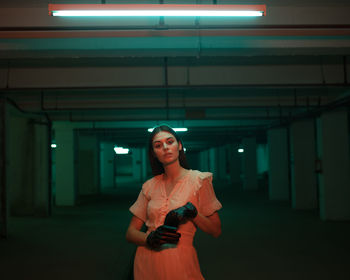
129;169;222;280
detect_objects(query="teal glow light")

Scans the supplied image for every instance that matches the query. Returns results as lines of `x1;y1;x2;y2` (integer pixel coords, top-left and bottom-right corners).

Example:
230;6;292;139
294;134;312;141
51;144;57;148
52;10;264;17
238;148;244;153
148;127;188;132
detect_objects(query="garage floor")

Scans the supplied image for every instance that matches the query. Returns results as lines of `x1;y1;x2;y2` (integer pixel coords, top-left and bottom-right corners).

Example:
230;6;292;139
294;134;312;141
1;182;350;280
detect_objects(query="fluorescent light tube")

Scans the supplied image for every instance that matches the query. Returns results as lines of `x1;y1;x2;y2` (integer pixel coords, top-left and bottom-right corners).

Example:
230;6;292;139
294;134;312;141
49;4;266;17
114;147;129;154
148;127;188;132
52;10;264;17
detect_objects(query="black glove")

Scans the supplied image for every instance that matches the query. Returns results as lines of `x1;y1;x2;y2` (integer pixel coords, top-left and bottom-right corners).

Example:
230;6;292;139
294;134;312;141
146;225;181;250
164;202;198;228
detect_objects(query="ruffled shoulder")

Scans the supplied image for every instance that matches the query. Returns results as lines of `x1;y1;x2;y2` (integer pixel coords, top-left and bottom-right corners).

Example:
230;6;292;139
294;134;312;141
197;171;213;181
190;170;222;216
190;170;213;192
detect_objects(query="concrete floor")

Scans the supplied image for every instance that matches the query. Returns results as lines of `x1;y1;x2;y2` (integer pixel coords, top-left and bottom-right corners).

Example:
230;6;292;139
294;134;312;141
1;183;350;280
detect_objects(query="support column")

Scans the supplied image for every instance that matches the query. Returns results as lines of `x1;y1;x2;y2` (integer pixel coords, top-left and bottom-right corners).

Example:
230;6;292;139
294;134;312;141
77;134;99;195
217;146;227;182
132;148;143;184
33;122;50;216
267;128;289;200
242;137;258;190
0;98;6;238
141;147;147;182
199;150;209;172
290;120;317;209
209;148;217;174
55;123;75;206
318;109;350;220
228;143;241;187
100;143;115;190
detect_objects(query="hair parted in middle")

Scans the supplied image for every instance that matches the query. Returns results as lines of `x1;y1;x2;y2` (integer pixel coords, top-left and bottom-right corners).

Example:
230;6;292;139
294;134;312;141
148;124;190;176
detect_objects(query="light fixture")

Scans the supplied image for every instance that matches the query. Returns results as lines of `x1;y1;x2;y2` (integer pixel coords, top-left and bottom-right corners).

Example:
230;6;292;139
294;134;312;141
147;127;188;133
114;146;129;155
51;144;57;148
238;148;244;153
48;4;266;17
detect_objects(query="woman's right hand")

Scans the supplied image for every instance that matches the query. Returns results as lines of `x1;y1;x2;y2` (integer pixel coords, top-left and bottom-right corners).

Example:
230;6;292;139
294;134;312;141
146;225;181;250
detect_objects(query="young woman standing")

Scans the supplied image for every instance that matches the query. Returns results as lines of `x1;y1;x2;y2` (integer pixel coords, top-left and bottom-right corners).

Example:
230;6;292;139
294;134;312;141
126;125;222;280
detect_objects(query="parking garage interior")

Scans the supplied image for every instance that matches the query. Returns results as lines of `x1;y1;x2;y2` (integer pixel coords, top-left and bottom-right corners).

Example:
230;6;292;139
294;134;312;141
1;0;350;279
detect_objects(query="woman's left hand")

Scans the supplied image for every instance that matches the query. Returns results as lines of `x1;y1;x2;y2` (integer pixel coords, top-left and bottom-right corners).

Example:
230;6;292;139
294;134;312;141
164;202;198;228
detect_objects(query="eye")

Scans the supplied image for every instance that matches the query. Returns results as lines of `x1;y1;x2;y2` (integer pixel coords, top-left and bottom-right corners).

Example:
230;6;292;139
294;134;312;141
154;144;161;149
167;139;174;144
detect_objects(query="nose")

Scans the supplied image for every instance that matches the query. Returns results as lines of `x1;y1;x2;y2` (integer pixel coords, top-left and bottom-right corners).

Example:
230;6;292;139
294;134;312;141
163;143;169;149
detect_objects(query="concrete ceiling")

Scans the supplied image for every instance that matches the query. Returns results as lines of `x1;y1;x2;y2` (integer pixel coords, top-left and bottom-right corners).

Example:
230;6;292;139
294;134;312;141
1;0;350;149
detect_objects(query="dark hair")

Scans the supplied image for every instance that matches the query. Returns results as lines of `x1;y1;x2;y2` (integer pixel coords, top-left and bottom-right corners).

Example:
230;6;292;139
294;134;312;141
148;124;189;176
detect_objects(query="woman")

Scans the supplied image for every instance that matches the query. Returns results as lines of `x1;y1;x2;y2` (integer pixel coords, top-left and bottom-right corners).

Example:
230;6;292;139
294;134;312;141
126;124;222;280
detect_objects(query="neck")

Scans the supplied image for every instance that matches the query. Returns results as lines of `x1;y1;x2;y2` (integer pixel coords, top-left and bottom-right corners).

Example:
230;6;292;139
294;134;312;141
163;160;186;181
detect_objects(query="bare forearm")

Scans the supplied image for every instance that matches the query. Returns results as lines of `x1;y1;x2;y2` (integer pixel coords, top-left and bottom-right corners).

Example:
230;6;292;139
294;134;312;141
126;228;148;246
193;212;221;238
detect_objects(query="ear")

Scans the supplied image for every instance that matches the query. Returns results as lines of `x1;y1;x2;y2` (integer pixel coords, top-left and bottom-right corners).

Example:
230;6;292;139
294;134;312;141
179;141;183;151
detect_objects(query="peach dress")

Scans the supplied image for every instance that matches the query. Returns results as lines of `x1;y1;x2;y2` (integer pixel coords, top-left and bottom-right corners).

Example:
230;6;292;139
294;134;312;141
129;169;222;280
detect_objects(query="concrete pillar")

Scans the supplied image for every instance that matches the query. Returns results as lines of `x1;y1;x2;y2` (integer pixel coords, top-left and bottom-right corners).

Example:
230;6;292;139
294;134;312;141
267;128;289;200
0;99;7;237
6;103;50;216
55;123;75;206
100;143;115;190
141;147;147;182
242;137;258;190
7;115;35;215
290;120;318;210
228;143;241;187
33;123;50;216
217;146;227;181
318;109;350;220
209;148;217;174
132;148;143;184
199;150;210;172
77;134;99;195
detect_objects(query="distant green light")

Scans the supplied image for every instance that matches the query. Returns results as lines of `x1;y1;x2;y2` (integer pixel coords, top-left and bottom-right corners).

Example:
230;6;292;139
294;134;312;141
51;144;57;148
238;148;244;153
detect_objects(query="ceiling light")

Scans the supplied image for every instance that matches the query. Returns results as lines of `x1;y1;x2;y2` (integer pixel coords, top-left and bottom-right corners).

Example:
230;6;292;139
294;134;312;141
48;4;266;17
114;146;129;155
148;127;188;133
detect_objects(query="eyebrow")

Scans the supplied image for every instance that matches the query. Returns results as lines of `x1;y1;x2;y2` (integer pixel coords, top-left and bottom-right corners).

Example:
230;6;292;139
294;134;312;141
153;137;175;144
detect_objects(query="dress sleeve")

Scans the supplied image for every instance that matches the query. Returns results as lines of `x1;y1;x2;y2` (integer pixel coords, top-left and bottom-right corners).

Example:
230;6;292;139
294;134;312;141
198;173;222;217
129;186;149;223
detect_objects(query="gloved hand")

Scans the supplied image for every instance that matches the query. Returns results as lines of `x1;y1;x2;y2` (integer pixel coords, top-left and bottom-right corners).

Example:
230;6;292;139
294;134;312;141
146;225;181;250
164;202;198;228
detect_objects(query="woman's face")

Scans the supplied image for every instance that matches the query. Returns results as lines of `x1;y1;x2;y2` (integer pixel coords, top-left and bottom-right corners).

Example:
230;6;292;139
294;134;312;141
152;131;182;166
